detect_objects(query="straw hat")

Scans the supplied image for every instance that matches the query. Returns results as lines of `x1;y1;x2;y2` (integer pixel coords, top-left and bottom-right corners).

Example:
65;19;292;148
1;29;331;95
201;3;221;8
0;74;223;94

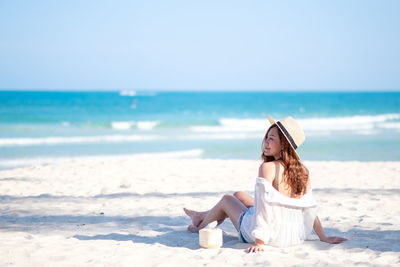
268;115;305;157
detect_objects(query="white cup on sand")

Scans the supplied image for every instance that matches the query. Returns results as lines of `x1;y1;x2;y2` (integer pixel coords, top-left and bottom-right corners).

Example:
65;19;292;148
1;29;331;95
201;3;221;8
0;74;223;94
199;221;222;248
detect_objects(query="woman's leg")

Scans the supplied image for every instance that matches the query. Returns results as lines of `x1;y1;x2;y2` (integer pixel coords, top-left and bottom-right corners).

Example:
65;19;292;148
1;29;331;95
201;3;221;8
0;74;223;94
184;191;253;228
185;194;248;232
183;208;226;228
233;191;254;208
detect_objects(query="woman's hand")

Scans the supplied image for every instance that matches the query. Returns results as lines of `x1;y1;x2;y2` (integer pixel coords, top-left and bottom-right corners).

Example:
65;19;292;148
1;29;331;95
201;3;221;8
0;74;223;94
314;217;348;244
321;236;348;244
246;244;264;253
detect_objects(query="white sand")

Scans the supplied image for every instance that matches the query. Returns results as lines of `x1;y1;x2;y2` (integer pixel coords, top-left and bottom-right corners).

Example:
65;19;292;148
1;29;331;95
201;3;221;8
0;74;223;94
0;159;399;266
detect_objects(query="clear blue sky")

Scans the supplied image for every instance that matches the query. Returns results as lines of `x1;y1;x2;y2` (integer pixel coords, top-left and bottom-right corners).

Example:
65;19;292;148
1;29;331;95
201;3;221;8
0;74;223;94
0;0;399;91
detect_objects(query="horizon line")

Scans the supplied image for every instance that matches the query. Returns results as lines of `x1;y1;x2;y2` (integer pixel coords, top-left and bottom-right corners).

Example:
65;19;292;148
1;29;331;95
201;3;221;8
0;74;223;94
1;88;400;93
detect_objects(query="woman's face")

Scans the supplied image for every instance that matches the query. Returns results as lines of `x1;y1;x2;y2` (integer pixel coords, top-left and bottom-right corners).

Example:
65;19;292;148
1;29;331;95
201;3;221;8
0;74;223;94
263;126;282;159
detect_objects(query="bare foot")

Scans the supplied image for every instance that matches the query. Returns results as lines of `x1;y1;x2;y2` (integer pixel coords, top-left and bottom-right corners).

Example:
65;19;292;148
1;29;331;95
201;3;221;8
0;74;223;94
183;208;206;227
187;224;199;233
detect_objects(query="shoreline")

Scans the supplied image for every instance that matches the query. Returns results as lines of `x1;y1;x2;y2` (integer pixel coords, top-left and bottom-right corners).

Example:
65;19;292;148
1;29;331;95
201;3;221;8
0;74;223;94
1;158;399;266
1;154;400;172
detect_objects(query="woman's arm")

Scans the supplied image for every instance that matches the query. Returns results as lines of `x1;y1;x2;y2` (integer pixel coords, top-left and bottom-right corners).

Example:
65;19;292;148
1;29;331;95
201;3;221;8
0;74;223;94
313;216;347;244
246;163;274;253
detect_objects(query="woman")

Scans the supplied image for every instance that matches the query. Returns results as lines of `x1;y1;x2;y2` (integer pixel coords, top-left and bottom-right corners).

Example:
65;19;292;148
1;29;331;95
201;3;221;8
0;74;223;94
184;115;347;253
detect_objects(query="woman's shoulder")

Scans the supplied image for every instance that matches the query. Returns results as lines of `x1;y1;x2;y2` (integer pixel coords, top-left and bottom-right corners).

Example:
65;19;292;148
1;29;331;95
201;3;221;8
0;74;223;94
301;163;309;175
299;162;311;190
258;161;280;184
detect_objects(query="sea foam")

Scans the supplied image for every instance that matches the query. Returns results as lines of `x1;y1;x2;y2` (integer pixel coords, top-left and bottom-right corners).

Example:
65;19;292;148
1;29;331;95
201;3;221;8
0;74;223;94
190;118;266;133
119;90;137;96
0;135;163;147
111;121;160;130
298;114;400;131
190;114;400;134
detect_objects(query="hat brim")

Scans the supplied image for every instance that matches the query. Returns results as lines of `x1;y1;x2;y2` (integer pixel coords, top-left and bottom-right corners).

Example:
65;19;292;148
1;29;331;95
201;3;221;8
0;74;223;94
267;115;300;159
267;115;276;125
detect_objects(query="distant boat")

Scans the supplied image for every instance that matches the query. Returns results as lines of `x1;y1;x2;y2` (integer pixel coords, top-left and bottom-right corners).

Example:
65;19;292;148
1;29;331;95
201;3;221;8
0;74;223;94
119;90;137;96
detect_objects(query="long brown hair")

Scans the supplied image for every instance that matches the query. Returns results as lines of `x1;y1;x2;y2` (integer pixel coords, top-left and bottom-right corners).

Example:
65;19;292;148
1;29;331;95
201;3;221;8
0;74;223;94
261;125;309;196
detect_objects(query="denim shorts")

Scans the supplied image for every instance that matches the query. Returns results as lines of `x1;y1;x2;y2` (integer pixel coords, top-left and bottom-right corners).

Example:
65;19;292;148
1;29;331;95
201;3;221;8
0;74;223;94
238;211;249;243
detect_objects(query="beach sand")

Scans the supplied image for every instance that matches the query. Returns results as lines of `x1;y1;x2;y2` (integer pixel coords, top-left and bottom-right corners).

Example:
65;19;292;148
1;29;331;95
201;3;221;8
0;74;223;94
1;159;399;266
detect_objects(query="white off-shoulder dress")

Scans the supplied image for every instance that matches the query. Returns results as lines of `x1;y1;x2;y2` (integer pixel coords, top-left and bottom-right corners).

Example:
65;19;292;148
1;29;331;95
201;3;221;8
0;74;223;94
239;177;318;247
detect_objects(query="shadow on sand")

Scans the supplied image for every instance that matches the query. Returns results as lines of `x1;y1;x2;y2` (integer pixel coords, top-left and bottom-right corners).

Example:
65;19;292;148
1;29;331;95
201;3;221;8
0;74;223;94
72;221;400;252
1;187;399;201
1;188;399;252
1;211;399;252
73;229;241;250
309;227;400;252
0;191;228;201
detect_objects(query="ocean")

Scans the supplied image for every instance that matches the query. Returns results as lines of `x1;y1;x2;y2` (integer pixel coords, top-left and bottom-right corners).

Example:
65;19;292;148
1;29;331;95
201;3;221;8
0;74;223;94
1;90;399;169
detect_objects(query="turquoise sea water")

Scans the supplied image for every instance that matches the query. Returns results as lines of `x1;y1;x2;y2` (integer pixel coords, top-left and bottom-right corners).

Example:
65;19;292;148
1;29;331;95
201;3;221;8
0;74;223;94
1;91;399;169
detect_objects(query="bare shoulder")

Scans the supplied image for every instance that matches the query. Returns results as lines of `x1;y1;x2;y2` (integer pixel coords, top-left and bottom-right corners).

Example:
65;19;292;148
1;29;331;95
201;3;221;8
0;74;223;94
301;163;310;175
301;163;312;190
258;162;276;184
